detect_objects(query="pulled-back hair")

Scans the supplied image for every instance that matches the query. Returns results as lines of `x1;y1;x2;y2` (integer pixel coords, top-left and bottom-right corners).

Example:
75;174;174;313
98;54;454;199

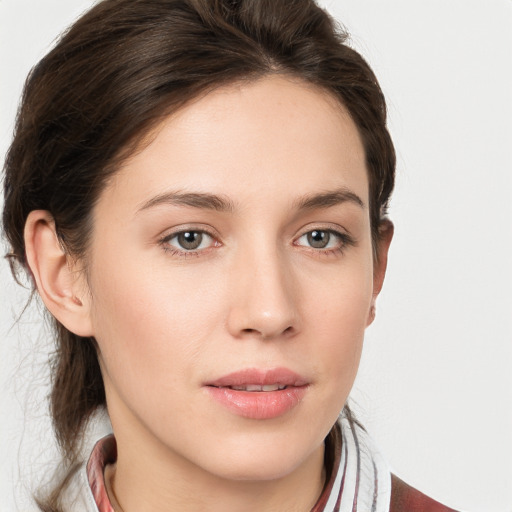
2;0;395;509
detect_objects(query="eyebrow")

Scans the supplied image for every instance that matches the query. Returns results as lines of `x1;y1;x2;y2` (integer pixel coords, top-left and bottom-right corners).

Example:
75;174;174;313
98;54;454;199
137;191;236;214
136;187;364;215
293;188;365;211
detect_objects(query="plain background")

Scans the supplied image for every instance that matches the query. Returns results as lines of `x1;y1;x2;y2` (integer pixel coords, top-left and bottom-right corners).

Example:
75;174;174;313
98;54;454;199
1;1;511;511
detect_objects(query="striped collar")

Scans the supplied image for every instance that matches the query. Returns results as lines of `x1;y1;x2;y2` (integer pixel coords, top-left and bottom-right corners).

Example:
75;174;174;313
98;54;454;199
316;416;391;512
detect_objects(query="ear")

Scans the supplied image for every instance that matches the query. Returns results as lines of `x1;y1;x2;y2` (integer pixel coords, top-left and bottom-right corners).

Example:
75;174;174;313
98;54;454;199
367;219;394;326
24;210;94;337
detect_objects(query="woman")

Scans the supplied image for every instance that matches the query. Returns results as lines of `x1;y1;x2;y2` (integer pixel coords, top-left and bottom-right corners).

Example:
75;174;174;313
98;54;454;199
2;0;461;510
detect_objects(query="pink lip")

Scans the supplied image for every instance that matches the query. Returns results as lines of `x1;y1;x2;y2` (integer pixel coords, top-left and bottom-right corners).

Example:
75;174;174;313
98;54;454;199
204;368;309;420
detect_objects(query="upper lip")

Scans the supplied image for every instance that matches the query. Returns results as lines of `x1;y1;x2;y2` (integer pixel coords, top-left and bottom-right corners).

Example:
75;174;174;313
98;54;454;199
205;367;308;388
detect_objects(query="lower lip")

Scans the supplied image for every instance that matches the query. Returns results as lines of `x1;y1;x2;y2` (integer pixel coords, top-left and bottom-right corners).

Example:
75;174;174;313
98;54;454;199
204;386;308;420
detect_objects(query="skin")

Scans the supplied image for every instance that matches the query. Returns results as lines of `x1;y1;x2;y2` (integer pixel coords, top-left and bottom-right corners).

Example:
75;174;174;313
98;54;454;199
25;75;392;512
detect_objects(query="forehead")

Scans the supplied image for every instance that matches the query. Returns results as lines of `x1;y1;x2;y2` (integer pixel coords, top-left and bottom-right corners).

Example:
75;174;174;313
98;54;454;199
100;75;368;213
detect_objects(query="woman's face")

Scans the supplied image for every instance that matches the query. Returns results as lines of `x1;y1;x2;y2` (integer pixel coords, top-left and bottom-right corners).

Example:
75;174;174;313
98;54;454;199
84;75;385;481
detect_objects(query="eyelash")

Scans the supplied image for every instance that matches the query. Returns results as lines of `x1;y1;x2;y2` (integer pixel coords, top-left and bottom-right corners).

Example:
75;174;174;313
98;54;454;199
158;227;355;258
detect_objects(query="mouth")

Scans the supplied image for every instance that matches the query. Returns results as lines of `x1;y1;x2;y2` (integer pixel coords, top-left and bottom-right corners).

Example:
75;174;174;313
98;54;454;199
215;384;289;392
204;368;309;419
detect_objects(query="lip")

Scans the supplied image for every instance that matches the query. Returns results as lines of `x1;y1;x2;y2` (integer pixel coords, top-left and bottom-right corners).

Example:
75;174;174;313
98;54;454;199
204;368;309;420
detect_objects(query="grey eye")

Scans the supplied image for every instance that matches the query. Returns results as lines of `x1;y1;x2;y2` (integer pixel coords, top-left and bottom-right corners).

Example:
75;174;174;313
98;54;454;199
176;231;204;250
161;229;217;254
306;230;331;249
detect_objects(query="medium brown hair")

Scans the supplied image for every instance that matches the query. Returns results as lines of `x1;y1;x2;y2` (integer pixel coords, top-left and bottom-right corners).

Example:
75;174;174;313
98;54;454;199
2;0;395;508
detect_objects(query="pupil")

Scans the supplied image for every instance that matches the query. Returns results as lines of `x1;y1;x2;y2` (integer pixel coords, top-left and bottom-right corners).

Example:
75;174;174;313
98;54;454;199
178;231;202;250
307;230;329;248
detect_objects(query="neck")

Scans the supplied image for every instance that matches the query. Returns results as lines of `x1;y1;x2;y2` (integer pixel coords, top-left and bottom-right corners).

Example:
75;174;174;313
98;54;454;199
107;422;326;512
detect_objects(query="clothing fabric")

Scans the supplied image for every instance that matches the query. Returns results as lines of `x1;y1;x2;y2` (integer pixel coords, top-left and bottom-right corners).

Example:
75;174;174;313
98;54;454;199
61;416;458;511
390;475;459;512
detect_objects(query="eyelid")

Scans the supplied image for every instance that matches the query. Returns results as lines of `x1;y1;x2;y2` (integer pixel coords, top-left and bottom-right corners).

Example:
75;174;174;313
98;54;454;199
158;223;220;241
294;222;351;240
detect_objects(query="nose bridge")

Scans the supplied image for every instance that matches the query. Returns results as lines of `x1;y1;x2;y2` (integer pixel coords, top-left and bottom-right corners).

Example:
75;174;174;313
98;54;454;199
227;238;299;339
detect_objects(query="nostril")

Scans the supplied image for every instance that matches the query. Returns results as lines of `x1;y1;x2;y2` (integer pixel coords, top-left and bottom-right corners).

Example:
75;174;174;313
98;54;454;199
240;325;295;339
242;328;259;335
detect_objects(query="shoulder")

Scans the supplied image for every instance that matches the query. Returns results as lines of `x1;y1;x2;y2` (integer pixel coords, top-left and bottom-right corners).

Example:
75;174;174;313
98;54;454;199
390;474;460;512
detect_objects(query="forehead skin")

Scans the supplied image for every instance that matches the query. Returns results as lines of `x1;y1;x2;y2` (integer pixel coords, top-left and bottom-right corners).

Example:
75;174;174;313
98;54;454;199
103;75;369;218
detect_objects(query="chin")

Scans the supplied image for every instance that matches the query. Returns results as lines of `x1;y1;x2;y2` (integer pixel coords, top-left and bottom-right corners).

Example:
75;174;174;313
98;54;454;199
191;429;324;483
208;457;305;482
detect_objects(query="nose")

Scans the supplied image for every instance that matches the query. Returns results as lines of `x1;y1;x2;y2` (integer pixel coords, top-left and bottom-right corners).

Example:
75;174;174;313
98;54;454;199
226;246;300;340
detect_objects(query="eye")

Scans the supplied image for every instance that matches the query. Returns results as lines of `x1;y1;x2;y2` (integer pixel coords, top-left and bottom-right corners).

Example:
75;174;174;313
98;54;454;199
304;230;332;249
162;230;216;252
295;229;352;252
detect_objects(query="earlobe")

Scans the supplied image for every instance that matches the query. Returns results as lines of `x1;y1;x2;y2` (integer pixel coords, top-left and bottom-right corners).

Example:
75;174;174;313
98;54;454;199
24;210;93;337
367;219;394;326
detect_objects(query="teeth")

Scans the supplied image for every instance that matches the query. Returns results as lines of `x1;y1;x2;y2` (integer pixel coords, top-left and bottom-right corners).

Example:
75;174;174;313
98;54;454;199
247;384;265;391
228;384;287;392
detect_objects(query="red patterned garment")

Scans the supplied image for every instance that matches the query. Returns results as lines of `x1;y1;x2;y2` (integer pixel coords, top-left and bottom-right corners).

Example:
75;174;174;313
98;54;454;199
390;475;459;512
86;435;116;512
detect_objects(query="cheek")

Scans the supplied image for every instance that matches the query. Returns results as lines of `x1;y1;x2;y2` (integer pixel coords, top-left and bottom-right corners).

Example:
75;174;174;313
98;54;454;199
87;247;226;399
302;254;373;383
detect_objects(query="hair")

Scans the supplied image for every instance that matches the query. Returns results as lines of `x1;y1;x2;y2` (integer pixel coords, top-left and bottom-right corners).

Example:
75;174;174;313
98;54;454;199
2;0;395;509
